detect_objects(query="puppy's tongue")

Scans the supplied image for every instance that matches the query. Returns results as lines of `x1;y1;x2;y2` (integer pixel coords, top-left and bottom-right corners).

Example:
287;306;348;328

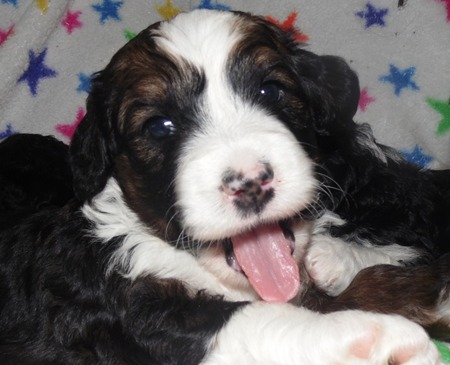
231;223;300;302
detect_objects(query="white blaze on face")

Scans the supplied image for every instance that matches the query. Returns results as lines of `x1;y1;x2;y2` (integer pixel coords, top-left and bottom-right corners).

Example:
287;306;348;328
154;10;317;302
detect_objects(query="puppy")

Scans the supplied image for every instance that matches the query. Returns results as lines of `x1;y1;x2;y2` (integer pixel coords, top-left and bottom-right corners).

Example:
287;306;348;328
0;9;444;364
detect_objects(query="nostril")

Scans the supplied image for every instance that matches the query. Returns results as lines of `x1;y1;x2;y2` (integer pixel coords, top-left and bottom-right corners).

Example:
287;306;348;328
221;171;244;196
221;162;275;197
221;183;242;196
259;163;274;186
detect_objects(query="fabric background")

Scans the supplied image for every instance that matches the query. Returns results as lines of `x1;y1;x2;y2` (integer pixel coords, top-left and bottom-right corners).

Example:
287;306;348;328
1;0;449;169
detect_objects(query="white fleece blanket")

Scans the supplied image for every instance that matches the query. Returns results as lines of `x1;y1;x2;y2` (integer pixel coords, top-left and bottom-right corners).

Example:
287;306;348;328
1;0;450;361
1;0;449;169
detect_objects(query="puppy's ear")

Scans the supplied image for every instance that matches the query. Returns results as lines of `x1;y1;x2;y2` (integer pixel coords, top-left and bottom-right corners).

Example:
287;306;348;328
295;52;360;135
70;73;117;202
317;55;360;128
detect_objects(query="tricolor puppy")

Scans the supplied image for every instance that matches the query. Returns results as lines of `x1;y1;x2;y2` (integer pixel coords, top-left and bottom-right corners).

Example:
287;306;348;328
0;9;444;364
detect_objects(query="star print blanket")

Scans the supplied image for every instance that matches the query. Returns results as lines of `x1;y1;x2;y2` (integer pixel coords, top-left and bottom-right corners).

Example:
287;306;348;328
1;0;450;168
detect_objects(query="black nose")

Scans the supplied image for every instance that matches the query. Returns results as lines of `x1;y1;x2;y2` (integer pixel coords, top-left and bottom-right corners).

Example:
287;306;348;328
221;162;275;216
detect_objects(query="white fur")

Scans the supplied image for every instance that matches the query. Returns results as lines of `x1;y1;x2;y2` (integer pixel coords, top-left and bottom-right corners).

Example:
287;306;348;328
305;234;420;296
82;178;256;301
176;106;316;240
154;10;317;241
304;211;421;295
202;302;439;365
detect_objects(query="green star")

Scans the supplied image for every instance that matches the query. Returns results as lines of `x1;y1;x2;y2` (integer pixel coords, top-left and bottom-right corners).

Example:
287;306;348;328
427;97;450;136
124;29;137;41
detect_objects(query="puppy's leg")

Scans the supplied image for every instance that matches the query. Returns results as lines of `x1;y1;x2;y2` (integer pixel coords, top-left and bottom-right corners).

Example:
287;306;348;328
202;302;438;365
309;254;450;341
305;234;420;295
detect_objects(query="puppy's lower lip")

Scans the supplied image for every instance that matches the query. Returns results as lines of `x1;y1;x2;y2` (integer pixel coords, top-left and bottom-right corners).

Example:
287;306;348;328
225;239;243;273
280;223;295;254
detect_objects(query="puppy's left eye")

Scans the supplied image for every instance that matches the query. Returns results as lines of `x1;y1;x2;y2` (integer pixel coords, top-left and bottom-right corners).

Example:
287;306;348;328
145;117;177;140
260;82;284;103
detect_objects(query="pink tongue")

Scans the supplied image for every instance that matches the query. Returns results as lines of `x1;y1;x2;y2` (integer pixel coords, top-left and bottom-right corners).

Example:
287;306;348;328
231;223;300;302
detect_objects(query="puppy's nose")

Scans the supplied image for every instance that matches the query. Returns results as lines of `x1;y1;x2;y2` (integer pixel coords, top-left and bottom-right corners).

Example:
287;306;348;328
221;163;275;215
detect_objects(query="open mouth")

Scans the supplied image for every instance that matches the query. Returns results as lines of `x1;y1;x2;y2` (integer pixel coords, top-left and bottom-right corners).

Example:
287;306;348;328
223;221;300;303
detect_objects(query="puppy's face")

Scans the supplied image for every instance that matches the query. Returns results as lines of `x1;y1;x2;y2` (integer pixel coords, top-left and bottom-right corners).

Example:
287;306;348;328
71;10;359;301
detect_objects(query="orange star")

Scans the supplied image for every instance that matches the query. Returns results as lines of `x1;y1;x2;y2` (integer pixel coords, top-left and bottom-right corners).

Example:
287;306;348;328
35;0;48;14
266;12;309;42
156;0;183;20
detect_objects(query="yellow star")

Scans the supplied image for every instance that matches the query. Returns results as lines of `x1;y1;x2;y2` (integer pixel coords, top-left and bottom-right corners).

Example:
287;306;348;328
35;0;48;14
156;0;183;20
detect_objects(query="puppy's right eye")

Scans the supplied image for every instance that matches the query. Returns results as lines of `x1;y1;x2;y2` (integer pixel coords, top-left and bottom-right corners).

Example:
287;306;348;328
260;82;284;104
144;117;176;140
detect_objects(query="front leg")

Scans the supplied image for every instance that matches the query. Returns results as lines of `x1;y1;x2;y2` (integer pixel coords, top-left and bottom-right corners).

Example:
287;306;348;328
305;234;420;295
203;302;439;365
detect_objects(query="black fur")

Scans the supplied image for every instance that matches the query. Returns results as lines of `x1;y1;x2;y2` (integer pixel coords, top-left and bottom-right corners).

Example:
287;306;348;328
314;124;450;262
1;10;450;365
0;201;241;364
0;134;73;230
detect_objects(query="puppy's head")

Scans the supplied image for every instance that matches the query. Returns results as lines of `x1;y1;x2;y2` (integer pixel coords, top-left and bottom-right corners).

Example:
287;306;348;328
70;9;359;301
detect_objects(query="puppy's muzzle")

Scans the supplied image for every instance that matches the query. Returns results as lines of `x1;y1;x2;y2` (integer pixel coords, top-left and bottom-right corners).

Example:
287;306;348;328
221;162;275;216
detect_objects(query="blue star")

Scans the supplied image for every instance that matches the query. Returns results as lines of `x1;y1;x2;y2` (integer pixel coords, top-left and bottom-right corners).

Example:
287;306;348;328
401;145;433;168
0;123;15;140
1;0;18;7
76;73;93;93
356;3;389;28
92;0;123;24
18;48;57;96
197;0;230;10
379;64;419;96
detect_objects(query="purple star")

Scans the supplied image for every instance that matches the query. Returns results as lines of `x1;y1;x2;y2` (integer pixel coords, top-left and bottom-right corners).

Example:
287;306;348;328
92;0;123;24
356;3;389;28
0;123;15;140
401;145;432;168
379;64;419;96
18;48;57;96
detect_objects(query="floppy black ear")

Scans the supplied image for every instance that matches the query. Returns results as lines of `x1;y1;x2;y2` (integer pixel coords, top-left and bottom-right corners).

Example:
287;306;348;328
70;73;118;202
317;55;360;126
294;52;360;135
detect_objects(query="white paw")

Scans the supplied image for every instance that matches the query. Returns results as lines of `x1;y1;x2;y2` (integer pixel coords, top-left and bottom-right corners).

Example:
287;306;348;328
305;235;359;295
202;303;439;365
322;311;439;365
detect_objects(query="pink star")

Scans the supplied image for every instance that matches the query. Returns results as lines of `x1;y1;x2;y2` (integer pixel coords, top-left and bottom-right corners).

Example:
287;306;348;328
56;107;85;140
358;87;376;112
436;0;450;22
0;24;14;46
61;10;83;34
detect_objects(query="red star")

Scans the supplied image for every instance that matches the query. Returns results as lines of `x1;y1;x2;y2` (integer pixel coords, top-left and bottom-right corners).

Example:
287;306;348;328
358;87;376;112
436;0;450;22
61;9;83;34
56;107;85;140
266;12;309;42
0;24;14;46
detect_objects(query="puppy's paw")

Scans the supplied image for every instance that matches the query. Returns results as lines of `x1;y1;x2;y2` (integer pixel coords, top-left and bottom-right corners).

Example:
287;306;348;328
305;235;358;295
202;304;439;365
325;311;439;365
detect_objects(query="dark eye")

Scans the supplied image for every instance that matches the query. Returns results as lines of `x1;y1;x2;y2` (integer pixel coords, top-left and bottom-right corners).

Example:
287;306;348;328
260;82;284;103
145;117;176;139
